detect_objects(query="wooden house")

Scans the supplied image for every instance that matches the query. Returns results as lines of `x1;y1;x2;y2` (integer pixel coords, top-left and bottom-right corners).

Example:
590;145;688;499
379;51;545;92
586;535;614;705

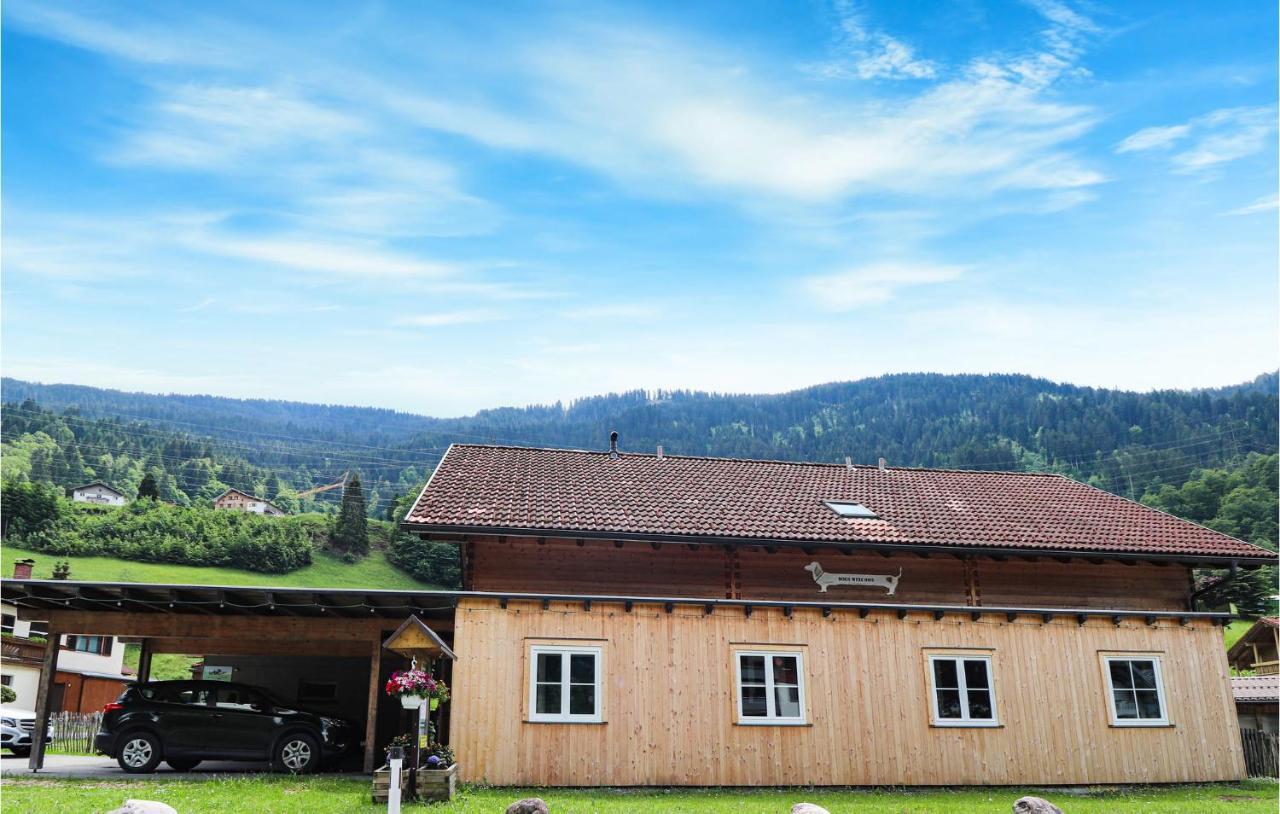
212;487;285;516
398;441;1273;787
1228;617;1279;733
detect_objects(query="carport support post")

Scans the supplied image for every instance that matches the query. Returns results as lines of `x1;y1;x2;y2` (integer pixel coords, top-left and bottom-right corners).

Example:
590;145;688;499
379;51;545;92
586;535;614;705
28;625;60;772
363;637;383;773
137;638;153;683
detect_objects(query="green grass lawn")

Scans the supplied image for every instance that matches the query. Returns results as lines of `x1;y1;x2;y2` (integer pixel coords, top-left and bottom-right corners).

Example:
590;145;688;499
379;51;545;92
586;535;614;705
1;543;433;590
1225;619;1254;650
0;779;1275;814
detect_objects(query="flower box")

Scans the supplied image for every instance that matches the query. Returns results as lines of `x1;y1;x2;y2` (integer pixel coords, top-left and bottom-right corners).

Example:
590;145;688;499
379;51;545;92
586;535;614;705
371;762;458;803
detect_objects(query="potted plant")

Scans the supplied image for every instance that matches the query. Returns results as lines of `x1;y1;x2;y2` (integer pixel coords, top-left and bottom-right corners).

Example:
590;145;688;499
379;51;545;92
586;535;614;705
384;669;449;710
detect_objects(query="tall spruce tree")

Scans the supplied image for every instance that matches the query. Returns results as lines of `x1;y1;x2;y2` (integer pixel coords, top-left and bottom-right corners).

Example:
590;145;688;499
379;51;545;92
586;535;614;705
137;472;160;500
333;474;369;556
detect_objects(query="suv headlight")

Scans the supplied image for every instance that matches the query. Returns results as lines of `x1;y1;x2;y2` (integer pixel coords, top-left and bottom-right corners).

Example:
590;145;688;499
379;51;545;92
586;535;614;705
0;717;16;727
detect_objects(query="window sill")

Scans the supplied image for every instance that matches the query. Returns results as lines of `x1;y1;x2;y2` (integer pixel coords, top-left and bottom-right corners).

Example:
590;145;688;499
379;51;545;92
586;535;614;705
523;719;606;725
734;721;813;727
929;722;1003;729
1108;722;1174;728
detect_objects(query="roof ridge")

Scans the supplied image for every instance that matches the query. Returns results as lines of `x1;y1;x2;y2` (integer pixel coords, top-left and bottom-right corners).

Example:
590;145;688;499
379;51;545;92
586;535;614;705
447;442;1068;477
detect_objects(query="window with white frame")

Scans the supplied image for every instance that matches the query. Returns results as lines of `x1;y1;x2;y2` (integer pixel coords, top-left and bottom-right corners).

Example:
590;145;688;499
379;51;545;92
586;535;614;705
1103;656;1168;725
928;654;997;726
528;645;602;723
735;651;806;724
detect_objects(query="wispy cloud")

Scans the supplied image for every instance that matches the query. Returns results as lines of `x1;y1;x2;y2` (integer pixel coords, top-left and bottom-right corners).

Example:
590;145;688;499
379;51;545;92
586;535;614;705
1116;106;1276;171
802;262;966;310
808;0;937;81
1224;194;1279;216
559;303;663;321
178;297;217;313
395;310;506;328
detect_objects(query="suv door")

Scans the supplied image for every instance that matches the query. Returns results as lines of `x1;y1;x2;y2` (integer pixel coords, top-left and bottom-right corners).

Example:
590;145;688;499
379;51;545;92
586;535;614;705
145;683;214;756
207;685;277;759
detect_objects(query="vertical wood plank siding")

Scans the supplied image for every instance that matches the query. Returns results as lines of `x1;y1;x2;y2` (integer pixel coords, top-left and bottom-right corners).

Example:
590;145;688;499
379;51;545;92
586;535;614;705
451;598;1244;786
466;537;1192;610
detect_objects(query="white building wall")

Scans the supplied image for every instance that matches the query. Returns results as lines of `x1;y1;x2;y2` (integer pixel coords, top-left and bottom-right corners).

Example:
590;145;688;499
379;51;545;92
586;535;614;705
71;486;127;506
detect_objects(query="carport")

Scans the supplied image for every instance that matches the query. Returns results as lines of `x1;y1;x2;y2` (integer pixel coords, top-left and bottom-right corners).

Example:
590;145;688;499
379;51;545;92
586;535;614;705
0;578;456;774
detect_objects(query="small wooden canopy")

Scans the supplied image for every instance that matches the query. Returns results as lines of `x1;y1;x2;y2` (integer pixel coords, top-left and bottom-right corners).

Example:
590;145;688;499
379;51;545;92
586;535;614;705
382;614;456;662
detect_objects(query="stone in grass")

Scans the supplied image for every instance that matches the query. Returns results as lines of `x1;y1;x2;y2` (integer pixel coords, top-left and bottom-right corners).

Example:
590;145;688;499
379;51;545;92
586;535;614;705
1013;797;1064;814
106;802;178;814
506;798;550;814
791;804;830;814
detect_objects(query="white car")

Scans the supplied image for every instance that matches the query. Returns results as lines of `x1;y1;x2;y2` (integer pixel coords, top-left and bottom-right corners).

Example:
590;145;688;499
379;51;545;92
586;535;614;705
1;707;53;758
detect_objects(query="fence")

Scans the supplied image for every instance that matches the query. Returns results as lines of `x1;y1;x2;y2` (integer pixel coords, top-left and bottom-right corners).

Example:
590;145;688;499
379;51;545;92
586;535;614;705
50;712;103;755
1241;728;1279;777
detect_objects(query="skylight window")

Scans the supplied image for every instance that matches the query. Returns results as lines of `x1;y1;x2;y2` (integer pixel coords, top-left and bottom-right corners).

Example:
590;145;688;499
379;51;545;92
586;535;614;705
824;501;878;519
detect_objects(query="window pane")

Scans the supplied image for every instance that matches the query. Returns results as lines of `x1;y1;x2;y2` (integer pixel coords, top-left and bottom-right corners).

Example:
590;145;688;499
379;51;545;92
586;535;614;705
1130;661;1157;690
1113;689;1138;719
936;689;962;719
740;685;767;717
569;684;595;715
774;685;801;718
967;690;993;719
1109;660;1133;690
536;653;561;683
1136;690;1163;719
535;683;561;715
569;654;595;684
740;655;766;685
963;660;989;689
771;656;799;686
933;659;958;688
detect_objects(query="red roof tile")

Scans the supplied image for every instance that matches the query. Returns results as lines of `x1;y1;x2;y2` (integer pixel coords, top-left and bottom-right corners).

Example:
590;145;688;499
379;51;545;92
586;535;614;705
404;444;1274;561
1232;675;1280;703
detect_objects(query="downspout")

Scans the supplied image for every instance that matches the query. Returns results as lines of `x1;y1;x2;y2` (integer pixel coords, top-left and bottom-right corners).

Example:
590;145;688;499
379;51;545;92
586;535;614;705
1189;559;1239;611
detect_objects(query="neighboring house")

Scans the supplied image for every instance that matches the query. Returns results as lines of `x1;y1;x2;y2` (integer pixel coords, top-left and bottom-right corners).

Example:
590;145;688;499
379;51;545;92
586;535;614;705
2;593;130;713
1228;617;1280;733
212;488;284;516
399;442;1272;787
69;481;128;506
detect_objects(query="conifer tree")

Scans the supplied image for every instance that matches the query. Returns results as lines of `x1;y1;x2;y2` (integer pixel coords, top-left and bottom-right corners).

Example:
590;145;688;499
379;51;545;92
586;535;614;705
138;472;161;500
332;474;369;556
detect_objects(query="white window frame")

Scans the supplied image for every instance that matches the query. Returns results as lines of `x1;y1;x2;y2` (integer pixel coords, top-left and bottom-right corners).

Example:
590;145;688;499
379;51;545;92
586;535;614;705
527;645;602;723
926;654;999;727
734;650;807;725
1102;655;1169;727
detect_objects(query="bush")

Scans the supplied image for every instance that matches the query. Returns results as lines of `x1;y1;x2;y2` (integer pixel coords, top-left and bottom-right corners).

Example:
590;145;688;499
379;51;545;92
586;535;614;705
387;532;460;587
0;686;15;704
7;498;314;574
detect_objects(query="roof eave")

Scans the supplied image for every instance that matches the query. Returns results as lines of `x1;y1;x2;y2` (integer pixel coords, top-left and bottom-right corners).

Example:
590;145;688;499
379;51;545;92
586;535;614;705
399;521;1275;567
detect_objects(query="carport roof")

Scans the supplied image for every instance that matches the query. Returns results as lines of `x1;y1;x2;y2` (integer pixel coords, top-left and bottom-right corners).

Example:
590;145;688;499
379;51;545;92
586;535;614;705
0;578;459;621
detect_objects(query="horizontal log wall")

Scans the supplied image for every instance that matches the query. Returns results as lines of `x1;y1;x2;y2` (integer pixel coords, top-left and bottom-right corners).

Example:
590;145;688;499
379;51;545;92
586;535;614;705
451;597;1244;786
466;537;1192;610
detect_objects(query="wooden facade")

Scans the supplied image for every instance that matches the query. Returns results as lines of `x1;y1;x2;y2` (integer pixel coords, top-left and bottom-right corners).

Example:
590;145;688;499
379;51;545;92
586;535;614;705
464;536;1193;611
451;597;1244;786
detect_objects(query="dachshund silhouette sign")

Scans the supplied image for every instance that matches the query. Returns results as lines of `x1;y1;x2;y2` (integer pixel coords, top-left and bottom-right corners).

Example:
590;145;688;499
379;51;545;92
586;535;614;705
804;561;902;595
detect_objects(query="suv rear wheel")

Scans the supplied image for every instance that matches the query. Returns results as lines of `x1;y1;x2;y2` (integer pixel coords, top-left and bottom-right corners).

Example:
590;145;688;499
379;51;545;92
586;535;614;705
274;732;320;774
117;732;163;774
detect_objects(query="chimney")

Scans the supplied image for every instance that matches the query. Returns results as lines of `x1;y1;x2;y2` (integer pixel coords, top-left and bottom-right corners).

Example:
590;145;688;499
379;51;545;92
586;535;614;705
878;457;888;472
13;558;35;580
656;445;664;460
609;431;620;460
844;456;853;471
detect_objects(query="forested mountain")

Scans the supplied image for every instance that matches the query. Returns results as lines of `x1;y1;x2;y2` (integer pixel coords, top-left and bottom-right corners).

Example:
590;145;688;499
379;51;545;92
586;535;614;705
3;372;1276;509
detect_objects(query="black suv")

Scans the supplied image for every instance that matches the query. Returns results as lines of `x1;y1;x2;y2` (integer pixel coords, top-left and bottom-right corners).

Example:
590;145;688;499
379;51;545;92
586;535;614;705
94;680;357;774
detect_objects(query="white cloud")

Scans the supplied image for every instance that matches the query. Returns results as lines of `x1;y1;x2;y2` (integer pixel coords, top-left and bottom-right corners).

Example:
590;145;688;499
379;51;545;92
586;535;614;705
1115;124;1190;153
184;233;461;279
559;303;663;321
1117;106;1276;171
1225;194;1280;216
802;262;966;310
808;0;937;81
395;310;506;327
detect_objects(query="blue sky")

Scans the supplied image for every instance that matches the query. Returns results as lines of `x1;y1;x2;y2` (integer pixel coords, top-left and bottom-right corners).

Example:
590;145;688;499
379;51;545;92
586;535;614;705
2;0;1276;415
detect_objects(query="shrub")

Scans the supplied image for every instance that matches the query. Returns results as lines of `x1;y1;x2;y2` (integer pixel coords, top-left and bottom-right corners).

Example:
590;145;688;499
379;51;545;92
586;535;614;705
387;532;460;587
0;686;15;704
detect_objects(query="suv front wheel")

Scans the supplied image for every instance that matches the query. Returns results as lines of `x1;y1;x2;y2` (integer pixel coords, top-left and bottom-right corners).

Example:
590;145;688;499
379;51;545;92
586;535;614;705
117;732;163;774
273;732;320;774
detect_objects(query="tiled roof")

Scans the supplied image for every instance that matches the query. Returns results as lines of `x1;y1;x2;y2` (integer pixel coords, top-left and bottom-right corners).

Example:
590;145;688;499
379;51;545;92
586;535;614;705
1232;675;1280;703
404;444;1274;561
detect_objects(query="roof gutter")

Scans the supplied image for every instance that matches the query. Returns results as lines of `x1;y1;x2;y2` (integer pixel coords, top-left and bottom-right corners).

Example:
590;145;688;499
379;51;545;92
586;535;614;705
399;521;1276;568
